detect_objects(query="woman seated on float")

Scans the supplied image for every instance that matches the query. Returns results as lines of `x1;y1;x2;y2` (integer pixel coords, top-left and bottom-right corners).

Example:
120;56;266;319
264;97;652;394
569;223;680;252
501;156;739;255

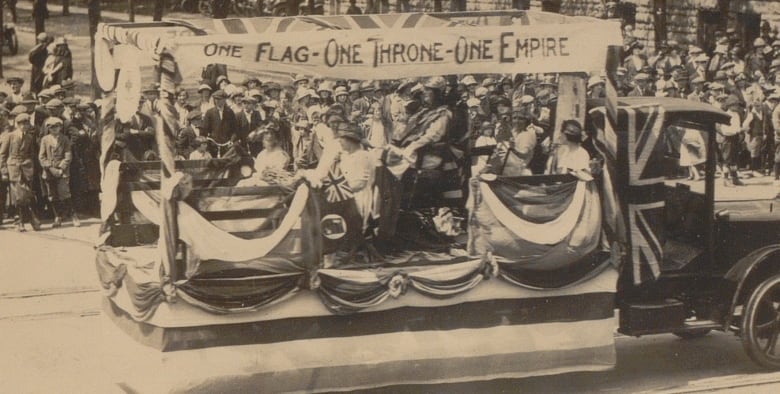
547;119;592;177
238;125;291;186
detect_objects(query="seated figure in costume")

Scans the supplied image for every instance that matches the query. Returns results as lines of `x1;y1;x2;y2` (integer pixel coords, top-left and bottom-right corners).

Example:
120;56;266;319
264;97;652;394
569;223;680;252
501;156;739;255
393;76;452;166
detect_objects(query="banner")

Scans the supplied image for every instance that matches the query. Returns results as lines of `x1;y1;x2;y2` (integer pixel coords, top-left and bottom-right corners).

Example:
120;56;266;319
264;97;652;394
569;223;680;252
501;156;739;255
170;21;622;79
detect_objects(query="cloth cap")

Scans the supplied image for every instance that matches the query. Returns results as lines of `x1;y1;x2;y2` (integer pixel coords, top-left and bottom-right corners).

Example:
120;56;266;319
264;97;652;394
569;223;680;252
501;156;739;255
187;110;202;121
38;89;53;98
424;76;447;90
695;53;710;62
708;82;725;90
334;86;349;96
15;113;31;123
211;90;227;99
466;97;481;107
264;82;281;91
768;92;780;101
722;95;742;110
0;90;7;97
461;75;477;86
62;97;80;105
44;117;63;127
688;45;703;54
37;32;49;41
754;37;767;47
633;72;650;81
474;86;488;98
6;76;24;84
519;95;535;105
720;61;736;70
359;80;375;91
713;71;728;81
197;84;212;92
45;98;64;108
10;105;27;116
142;82;160;93
481;77;496;87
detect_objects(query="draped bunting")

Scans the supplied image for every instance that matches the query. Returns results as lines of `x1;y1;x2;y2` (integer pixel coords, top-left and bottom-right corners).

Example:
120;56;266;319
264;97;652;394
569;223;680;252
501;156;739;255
315;258;494;315
469;175;606;288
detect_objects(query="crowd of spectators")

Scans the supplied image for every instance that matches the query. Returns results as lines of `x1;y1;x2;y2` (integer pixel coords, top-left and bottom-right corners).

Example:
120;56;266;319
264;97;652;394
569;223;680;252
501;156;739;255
611;25;780;185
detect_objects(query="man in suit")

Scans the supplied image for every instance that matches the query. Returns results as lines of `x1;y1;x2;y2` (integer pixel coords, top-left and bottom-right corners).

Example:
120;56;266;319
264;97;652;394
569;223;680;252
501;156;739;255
237;96;263;152
202;89;238;157
627;73;653;97
0;113;41;231
114;100;156;161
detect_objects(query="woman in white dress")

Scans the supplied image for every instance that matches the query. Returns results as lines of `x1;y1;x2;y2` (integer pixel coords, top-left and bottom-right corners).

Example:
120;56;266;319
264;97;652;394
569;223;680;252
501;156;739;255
678;127;706;181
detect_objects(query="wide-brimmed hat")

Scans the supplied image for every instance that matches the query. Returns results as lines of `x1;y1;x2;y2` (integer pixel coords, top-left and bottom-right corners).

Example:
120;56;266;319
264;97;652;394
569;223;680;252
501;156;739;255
336;123;362;142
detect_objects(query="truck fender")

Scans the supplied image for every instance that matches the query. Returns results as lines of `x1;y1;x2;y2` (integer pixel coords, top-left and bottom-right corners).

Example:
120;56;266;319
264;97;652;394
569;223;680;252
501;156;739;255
722;244;780;330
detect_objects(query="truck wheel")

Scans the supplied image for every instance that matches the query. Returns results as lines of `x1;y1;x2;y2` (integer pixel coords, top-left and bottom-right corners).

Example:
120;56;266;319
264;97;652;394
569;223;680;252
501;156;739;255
673;329;711;339
741;274;780;369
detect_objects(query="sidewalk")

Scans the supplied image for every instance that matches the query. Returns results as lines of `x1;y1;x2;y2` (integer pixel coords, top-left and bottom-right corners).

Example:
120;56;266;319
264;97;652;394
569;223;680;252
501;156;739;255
12;0;200;35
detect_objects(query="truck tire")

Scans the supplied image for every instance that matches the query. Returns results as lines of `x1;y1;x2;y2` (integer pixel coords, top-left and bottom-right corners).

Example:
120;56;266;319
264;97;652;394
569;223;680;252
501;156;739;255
741;274;780;369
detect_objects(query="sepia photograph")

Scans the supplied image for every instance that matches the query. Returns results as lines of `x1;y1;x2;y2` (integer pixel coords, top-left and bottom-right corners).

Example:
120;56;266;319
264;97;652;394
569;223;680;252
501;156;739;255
3;0;780;392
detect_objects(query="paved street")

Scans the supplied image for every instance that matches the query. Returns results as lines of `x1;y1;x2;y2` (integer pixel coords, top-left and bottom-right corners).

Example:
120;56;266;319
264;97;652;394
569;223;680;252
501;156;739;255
2;3;780;393
1;222;780;393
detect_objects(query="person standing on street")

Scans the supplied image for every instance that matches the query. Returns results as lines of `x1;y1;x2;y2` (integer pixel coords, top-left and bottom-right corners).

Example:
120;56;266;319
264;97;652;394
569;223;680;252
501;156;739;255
0;113;42;232
39;117;79;228
28;33;51;95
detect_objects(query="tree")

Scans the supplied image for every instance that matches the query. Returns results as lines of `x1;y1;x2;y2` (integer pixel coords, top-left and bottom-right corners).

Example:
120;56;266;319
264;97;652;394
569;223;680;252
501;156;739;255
63;0;70;16
89;0;101;99
33;0;47;35
154;0;164;21
129;0;135;22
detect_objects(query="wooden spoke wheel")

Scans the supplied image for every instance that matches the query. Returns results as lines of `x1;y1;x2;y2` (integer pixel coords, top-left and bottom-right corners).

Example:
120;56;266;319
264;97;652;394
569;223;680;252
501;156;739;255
741;274;780;369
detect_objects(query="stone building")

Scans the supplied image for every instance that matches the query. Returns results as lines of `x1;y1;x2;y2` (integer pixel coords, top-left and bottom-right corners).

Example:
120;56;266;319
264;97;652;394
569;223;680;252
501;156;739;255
322;0;780;54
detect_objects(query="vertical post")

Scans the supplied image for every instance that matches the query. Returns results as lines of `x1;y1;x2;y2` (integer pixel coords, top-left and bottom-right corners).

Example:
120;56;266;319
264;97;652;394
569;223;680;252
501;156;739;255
552;73;587;145
63;0;70;16
129;0;136;22
89;0;101;100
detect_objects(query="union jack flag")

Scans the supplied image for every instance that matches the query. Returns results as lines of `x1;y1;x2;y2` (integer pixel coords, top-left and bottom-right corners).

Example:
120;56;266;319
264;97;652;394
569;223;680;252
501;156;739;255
591;104;667;284
322;166;353;203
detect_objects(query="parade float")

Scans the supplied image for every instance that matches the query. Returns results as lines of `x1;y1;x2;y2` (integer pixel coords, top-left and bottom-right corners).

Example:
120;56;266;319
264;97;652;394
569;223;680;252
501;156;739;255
91;10;780;393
